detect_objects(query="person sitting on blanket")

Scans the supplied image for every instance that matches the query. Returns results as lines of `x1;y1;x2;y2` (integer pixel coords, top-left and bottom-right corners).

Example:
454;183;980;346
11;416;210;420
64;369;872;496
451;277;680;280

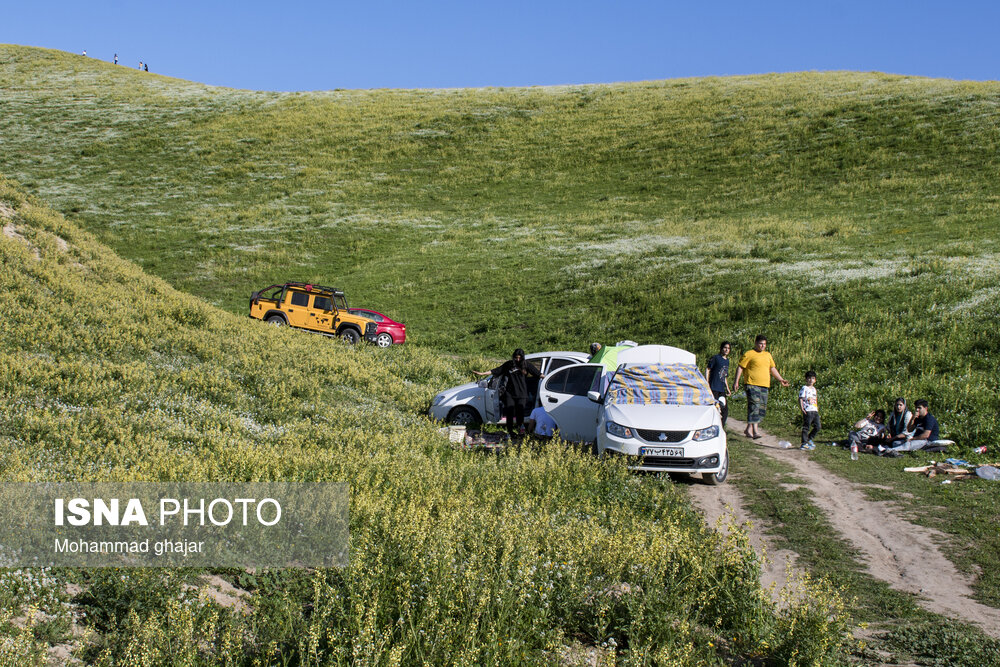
878;399;939;455
847;409;886;452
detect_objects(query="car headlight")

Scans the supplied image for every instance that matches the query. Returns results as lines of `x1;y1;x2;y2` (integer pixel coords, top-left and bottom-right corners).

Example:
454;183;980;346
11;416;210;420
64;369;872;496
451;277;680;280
606;421;634;439
692;425;719;441
431;394;445;406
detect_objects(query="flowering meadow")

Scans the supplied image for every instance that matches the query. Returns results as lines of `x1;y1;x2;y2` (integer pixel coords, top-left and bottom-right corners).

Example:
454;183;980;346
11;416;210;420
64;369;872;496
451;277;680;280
0;181;851;663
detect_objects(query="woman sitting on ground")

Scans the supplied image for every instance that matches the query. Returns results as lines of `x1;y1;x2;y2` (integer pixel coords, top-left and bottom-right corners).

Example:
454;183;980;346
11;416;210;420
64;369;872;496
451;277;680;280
847;409;886;452
882;397;913;447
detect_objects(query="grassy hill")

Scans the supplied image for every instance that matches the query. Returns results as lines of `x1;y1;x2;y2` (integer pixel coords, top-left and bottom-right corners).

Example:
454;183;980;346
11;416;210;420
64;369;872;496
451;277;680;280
0;178;848;663
1;44;998;450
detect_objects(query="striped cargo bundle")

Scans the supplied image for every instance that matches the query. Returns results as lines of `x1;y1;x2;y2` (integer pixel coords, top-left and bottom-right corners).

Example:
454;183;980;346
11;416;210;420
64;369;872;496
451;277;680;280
607;364;715;406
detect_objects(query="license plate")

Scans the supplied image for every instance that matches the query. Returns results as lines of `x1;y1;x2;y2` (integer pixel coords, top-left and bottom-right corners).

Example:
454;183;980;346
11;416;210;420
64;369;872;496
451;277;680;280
639;447;683;457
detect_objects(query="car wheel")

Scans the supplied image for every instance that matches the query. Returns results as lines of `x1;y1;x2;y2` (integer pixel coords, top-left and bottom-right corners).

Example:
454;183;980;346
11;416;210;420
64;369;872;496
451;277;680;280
375;332;393;348
447;406;481;426
703;448;729;485
340;328;360;345
266;315;285;326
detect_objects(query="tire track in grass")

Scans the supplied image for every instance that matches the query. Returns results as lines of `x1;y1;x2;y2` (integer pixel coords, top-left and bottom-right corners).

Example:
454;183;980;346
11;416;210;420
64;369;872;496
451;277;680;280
726;418;1000;638
684;471;804;605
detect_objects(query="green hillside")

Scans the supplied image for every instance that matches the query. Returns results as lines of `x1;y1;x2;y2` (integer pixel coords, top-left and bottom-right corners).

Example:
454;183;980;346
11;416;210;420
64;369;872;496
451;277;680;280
1;44;998;447
0;179;848;663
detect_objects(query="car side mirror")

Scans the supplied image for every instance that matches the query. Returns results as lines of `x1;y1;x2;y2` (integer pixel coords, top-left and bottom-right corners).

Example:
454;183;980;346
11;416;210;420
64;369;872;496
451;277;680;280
587;390;602;404
477;380;488;388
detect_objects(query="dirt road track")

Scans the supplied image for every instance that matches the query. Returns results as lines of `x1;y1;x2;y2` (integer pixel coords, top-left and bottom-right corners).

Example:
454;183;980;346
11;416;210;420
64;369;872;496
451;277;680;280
688;418;1000;637
685;472;802;604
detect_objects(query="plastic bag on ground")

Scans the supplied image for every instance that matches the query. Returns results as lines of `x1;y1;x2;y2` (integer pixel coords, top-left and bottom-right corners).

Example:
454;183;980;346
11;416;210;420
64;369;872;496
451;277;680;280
976;466;999;481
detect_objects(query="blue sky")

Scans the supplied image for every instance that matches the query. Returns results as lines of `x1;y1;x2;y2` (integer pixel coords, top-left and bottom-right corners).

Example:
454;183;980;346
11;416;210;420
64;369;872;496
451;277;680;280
4;1;998;91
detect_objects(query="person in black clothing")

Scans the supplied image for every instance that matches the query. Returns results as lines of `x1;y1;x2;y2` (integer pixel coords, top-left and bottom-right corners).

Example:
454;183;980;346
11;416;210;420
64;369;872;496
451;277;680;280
474;349;543;438
704;341;732;428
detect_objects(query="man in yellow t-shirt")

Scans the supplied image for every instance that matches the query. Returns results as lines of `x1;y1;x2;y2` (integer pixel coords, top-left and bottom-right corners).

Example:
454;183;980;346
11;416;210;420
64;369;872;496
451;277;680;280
733;335;790;439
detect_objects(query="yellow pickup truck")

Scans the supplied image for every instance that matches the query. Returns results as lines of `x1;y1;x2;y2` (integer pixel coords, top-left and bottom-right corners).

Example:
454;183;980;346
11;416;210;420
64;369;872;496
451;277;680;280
249;282;377;344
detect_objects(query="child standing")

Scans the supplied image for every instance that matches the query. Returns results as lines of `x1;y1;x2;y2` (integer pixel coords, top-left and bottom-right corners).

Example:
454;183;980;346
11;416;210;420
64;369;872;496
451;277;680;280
799;370;820;450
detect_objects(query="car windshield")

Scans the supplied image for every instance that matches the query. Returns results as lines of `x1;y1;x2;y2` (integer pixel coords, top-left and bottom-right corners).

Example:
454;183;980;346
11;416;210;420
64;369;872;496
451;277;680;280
335;295;348;310
606;364;715;406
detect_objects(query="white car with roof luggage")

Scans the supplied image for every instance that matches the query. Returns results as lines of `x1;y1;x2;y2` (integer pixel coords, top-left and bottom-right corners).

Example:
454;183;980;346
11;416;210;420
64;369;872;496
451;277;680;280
537;345;728;484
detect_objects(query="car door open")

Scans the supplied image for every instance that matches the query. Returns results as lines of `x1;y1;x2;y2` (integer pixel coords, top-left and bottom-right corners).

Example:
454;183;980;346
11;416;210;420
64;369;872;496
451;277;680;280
484;375;502;424
537;364;604;442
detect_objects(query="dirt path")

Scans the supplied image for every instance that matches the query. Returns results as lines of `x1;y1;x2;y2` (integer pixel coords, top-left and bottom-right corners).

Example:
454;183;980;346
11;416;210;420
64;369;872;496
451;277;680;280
685;473;803;604
719;417;1000;637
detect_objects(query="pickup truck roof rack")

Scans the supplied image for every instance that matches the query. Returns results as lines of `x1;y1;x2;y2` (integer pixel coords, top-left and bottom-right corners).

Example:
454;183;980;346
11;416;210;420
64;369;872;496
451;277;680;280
282;282;344;294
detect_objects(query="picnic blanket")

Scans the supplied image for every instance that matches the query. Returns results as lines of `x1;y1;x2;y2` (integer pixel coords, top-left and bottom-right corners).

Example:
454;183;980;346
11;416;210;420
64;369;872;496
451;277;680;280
439;427;508;452
606;363;715;406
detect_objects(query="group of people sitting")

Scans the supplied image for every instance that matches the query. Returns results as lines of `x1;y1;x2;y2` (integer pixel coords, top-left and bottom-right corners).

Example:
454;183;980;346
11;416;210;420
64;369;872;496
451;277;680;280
845;397;944;457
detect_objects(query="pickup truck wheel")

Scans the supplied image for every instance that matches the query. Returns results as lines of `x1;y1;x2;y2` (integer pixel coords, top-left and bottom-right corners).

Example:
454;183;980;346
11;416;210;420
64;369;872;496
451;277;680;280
447;406;480;426
703;448;729;485
375;332;393;348
340;328;360;345
266;315;285;326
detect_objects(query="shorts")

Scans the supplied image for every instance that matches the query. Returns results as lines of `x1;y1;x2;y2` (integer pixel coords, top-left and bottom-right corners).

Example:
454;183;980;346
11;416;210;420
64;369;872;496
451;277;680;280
746;385;769;424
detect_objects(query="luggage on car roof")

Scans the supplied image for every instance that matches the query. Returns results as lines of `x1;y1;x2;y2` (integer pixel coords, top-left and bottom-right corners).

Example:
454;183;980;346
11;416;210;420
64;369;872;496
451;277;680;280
607;364;716;406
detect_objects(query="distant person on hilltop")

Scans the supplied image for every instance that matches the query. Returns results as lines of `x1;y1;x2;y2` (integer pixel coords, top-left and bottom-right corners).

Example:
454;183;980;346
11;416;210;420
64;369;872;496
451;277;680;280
704;341;732;429
114;53;118;65
733;334;790;439
82;50;87;57
138;61;143;70
144;63;149;72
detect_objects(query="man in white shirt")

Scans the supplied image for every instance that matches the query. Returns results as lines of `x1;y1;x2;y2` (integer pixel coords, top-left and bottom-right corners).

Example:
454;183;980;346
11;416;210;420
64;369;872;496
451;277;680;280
526;404;557;442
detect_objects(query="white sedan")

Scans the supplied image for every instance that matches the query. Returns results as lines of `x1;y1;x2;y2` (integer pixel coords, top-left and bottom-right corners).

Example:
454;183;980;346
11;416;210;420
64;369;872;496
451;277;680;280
429;351;589;425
